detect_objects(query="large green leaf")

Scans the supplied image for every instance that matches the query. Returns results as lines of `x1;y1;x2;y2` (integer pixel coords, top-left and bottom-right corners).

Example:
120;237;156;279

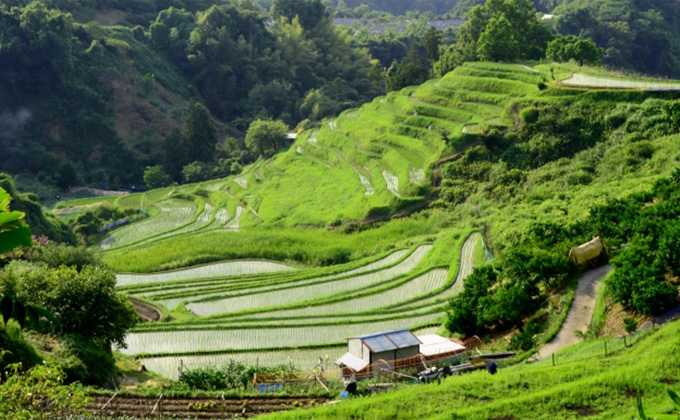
1;295;12;325
0;211;23;226
13;300;26;329
668;388;680;411
637;393;648;420
33;306;62;330
26;305;39;330
0;223;31;254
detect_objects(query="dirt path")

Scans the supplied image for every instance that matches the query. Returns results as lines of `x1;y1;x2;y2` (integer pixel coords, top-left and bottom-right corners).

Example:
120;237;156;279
537;264;612;359
128;297;162;322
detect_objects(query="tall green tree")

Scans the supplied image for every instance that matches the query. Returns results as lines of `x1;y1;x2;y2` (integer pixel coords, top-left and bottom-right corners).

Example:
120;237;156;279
143;165;171;189
183;101;217;164
422;26;442;63
546;35;603;66
477;15;519;62
437;0;552;71
2;260;138;351
271;0;328;30
163;127;186;182
245;119;289;156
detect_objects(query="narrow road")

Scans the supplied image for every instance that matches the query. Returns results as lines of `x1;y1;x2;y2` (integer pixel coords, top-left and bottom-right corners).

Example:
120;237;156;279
537;264;613;358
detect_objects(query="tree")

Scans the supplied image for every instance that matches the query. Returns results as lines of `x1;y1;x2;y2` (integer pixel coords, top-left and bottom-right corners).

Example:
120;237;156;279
143;165;171;189
2;260;138;350
182;161;211;183
386;42;430;91
245;119;289;156
183;101;217;164
422;26;442;63
271;0;328;30
0;187;31;254
450;0;553;65
477;15;519;62
546;35;602;66
163;128;186;182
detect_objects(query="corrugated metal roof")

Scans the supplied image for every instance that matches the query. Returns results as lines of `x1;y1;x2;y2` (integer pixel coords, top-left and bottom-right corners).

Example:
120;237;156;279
336;352;369;371
363;335;397;352
350;329;421;352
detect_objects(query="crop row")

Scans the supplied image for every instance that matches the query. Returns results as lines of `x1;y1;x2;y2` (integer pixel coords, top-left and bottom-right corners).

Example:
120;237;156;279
118;248;406;294
120;314;442;356
185;245;433;316
134;248;412;306
117;260;297;287
100;199;196;250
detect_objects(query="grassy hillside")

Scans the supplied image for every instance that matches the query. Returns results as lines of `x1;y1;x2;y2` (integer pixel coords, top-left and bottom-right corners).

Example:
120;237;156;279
51;61;680;384
263;320;680;419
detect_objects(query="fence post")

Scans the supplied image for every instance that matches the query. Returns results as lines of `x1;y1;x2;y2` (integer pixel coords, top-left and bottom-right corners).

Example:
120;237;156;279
624;335;627;348
551;353;555;367
604;341;608;357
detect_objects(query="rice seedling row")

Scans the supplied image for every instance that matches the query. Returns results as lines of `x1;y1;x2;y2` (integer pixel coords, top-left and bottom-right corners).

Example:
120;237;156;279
225;206;244;231
116;260;297;287
233;268;449;319
100;199;196;250
561;73;680;89
119;248;406;296
137;248;414;307
120;313;442;356
185;246;432;316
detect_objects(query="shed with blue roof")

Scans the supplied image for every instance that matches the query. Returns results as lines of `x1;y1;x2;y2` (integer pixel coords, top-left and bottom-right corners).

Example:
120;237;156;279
336;329;422;372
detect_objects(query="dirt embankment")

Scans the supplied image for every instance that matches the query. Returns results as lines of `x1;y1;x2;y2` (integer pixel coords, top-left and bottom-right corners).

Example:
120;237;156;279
128;297;162;323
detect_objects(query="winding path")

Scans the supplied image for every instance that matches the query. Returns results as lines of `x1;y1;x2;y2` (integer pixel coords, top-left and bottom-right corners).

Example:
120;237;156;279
537;264;613;358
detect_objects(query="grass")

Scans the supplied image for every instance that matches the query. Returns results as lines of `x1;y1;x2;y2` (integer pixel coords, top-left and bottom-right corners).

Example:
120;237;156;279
263;320;680;419
103;216;450;273
50;61;680;392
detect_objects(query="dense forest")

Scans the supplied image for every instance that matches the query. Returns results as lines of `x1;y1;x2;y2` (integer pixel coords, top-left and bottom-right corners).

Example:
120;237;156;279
2;0;680;195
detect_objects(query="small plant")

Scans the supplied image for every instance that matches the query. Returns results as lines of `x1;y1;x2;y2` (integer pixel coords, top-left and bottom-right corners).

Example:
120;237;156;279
624;317;638;334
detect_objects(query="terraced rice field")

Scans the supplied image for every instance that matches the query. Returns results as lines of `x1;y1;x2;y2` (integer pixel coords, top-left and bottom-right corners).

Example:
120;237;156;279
100;199;196;249
120;313;441;355
561;73;680;90
186;246;432;316
141;326;441;379
117;260;296;287
249;268;449;317
78;62;552;376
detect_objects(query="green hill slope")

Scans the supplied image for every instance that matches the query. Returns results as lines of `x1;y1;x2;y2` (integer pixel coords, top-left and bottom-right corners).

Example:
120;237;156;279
51;62;680;385
264;320;680;419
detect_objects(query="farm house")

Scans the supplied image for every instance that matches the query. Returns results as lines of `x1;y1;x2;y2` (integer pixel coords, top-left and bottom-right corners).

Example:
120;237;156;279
336;329;467;377
337;329;421;373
